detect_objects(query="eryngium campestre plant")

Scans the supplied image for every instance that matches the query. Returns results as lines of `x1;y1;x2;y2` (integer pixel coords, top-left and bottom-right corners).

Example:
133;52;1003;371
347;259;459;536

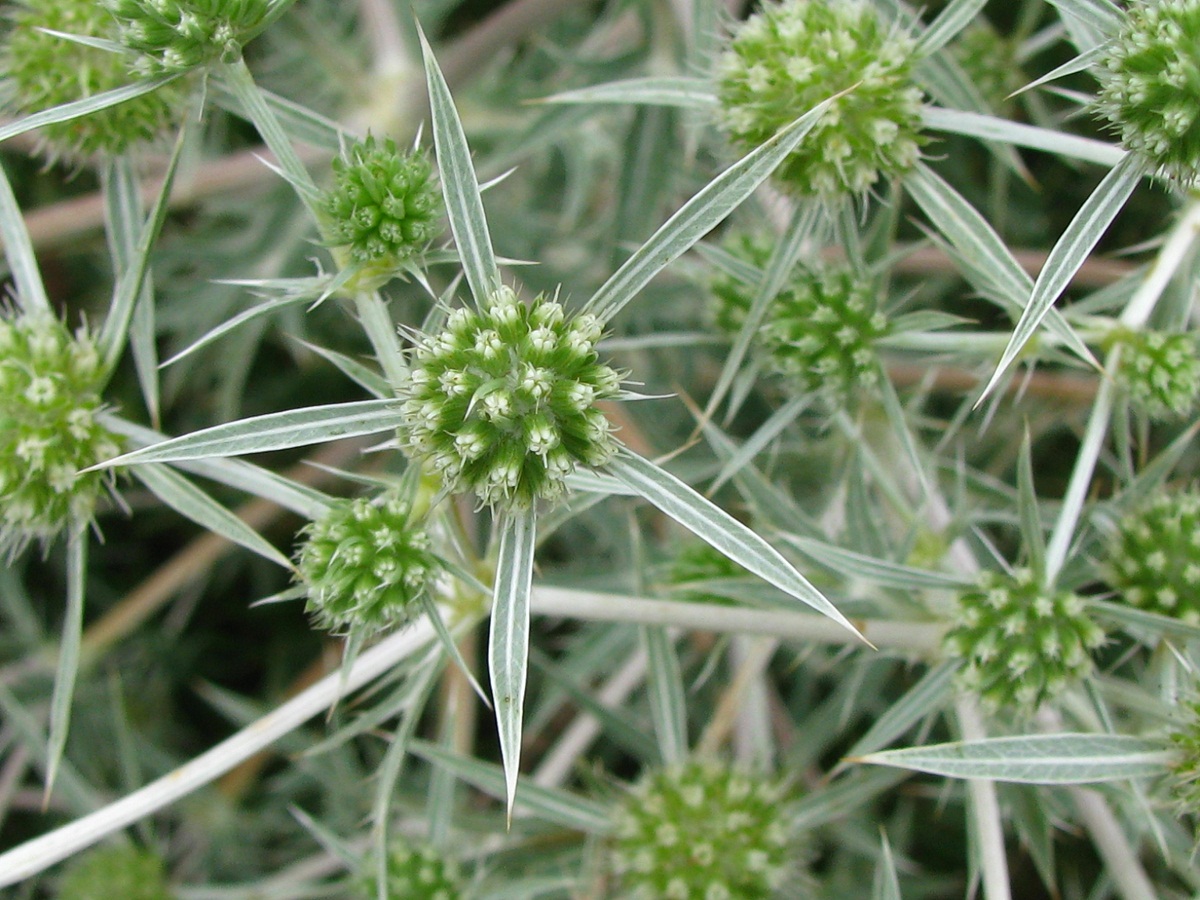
360;841;465;900
1093;0;1200;186
397;287;623;509
1107;491;1200;623
1112;329;1200;419
321;135;442;290
2;0;180;160
108;0;272;75
294;488;439;635
944;569;1106;713
58;845;174;900
0;313;122;556
609;759;794;899
717;0;924;198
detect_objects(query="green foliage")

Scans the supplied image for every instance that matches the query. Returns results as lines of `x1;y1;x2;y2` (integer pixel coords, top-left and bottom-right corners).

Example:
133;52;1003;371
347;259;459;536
1094;0;1200;185
1113;328;1200;419
2;0;181;159
0;312;122;556
717;0;924;197
1108;490;1200;623
1169;698;1200;843
58;845;174;900
608;759;796;900
109;0;272;74
397;287;623;509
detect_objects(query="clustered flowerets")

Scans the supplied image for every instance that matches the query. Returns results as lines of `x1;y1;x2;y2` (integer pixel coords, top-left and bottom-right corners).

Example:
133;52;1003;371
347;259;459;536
944;569;1106;712
0;314;122;556
717;0;924;197
360;841;464;900
1108;491;1200;623
609;760;794;899
1112;329;1200;419
108;0;272;74
397;287;623;509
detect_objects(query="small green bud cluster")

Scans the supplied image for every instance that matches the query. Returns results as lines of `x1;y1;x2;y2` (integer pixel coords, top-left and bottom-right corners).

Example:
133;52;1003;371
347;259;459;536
108;0;271;75
1113;329;1200;419
2;0;180;160
609;760;793;899
1107;491;1200;624
398;288;623;509
321;136;442;290
667;542;746;606
1094;0;1200;186
360;841;465;900
58;845;174;900
717;0;924;198
711;245;888;400
944;569;1106;713
295;488;438;635
1169;698;1200;844
0;313;122;556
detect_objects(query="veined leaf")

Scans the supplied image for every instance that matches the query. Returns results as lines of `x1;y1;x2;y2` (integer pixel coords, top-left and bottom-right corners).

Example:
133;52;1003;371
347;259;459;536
917;0;988;56
0;76;180;146
922;107;1125;168
1047;0;1121;51
0;159;50;314
538;76;717;109
854;734;1172;783
607;450;863;641
45;525;88;799
843;662;959;762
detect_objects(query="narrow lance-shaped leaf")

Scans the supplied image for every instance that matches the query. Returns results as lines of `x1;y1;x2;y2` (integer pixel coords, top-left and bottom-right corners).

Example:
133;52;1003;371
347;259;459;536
418;26;500;311
917;0;989;56
45;524;88;799
642;626;687;765
489;508;537;822
1016;429;1047;578
978;153;1143;405
872;832;903;900
1047;0;1121;51
0;159;50;315
91;398;407;469
583;90;846;324
0;76;179;146
538;76;718;109
921;107;1125;168
607;450;865;642
853;734;1173;784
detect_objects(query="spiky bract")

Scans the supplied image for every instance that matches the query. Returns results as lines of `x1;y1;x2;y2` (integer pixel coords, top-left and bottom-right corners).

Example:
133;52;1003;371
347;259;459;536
944;569;1106;713
398;287;623;509
58;845;174;900
295;488;438;634
109;0;271;75
717;0;924;198
610;760;794;899
360;841;465;900
1107;491;1200;623
1113;330;1200;419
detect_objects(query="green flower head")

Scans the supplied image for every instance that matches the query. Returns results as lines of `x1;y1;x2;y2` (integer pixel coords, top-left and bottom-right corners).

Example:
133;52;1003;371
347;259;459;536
1094;0;1200;186
58;845;174;900
609;759;796;900
398;287;624;509
295;487;439;635
359;841;465;900
1112;329;1200;419
0;312;123;557
321;135;443;290
944;569;1106;713
717;0;925;198
108;0;271;75
1107;490;1200;624
2;0;181;160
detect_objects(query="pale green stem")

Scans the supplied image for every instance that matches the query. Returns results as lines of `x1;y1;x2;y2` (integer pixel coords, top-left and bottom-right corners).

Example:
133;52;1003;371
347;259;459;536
529;586;945;653
0;617;437;888
880;326;1110;356
955;696;1013;900
354;290;407;390
1044;197;1200;583
1069;788;1158;900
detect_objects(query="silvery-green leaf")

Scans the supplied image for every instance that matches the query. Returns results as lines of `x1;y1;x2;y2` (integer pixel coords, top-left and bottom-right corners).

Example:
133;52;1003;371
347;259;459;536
917;0;989;56
1088;598;1200;642
843;662;959;762
93;399;406;468
538;76;717;109
419;27;500;310
420;594;490;709
642;626;687;765
1009;45;1109;99
489;509;537;820
1016;430;1047;578
922;107;1125;168
779;535;973;590
0;159;50;315
45;525;87;798
290;337;391;399
978;153;1142;404
134;464;293;569
583;91;843;323
607;450;863;640
873;832;903;900
208;78;348;152
0;76;180;146
854;734;1172;783
1047;0;1121;51
710;395;811;493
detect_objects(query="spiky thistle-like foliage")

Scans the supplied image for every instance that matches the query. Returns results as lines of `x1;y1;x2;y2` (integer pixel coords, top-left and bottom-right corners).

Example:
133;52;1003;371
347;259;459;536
944;569;1106;713
397;287;624;509
109;0;272;75
1107;490;1200;624
717;0;924;198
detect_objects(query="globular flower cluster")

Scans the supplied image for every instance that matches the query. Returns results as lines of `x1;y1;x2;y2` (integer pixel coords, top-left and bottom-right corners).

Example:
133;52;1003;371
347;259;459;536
1094;0;1200;186
398;287;623;509
108;0;271;75
295;489;439;635
1113;329;1200;419
321;136;442;290
717;0;924;198
58;845;174;900
1107;491;1200;623
0;313;122;556
945;569;1106;713
1169;698;1200;843
609;760;794;899
360;841;465;900
3;0;180;159
712;244;889;400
